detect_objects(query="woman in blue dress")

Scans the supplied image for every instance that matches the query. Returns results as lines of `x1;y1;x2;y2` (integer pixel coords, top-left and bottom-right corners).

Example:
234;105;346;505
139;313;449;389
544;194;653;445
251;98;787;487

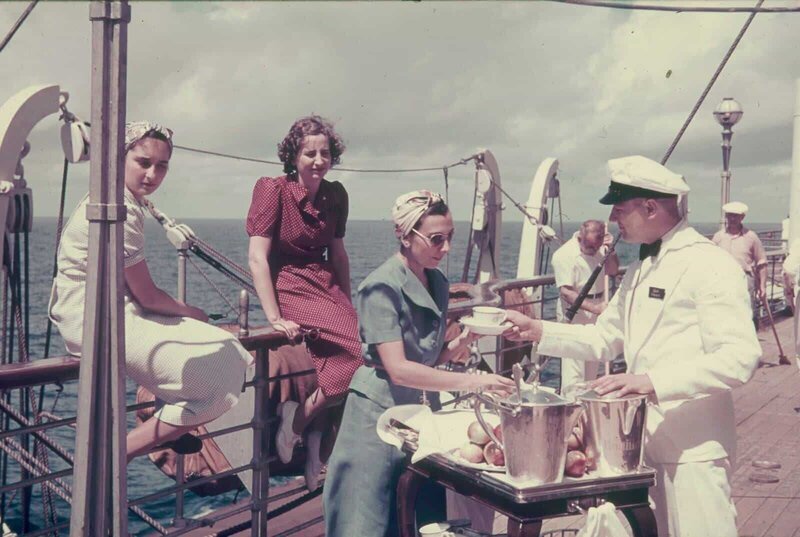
323;190;514;537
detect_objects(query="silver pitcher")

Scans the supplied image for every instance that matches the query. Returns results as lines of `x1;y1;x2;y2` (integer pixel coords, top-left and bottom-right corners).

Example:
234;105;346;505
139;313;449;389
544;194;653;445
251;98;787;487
577;389;647;476
473;389;582;484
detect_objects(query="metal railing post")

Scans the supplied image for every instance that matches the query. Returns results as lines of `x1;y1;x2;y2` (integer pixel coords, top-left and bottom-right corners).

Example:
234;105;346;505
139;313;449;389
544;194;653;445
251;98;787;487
69;2;130;535
250;347;269;536
174;248;188;527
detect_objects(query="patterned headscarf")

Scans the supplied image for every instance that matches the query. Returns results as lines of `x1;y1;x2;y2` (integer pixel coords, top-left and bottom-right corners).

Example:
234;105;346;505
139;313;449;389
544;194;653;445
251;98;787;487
391;189;444;238
124;121;174;152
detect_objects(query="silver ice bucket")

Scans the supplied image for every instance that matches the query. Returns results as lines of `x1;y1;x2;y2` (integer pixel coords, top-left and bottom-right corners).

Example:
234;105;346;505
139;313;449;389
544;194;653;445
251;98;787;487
577;389;647;476
474;389;582;484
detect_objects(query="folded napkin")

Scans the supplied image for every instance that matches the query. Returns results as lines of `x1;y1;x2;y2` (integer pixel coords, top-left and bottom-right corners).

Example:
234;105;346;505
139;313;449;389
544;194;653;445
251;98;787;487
377;405;500;464
576;502;628;537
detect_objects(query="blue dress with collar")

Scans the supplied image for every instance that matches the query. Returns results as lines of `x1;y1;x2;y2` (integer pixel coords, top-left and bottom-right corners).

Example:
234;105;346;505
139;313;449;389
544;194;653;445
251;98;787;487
323;255;449;537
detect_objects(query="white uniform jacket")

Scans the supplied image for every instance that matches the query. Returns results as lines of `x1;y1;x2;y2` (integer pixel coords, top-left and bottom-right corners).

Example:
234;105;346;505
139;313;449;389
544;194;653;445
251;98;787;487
539;221;761;464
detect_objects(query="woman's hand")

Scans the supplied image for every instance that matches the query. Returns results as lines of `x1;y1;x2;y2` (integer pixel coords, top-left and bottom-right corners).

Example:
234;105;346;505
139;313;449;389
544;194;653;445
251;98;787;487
441;326;482;365
272;318;302;342
470;373;515;397
449;327;481;351
184;305;208;323
502;309;542;342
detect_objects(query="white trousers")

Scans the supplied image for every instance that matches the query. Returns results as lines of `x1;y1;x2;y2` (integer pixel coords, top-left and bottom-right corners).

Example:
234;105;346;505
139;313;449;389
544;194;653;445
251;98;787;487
647;458;737;537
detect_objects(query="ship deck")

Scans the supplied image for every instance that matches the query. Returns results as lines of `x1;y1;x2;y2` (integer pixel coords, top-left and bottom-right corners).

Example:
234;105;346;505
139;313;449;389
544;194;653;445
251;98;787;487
187;313;800;537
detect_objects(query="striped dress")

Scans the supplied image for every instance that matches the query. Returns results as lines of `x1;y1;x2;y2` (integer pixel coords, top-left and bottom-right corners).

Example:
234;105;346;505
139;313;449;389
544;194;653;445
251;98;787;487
48;190;253;427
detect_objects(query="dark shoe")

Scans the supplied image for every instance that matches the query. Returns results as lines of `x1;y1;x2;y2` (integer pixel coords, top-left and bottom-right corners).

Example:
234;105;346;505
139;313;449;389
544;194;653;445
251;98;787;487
160;433;203;455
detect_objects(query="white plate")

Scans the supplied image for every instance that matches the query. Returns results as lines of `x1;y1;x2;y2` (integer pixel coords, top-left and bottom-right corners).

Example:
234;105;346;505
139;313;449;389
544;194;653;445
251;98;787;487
460;316;511;336
376;404;432;447
445;448;506;473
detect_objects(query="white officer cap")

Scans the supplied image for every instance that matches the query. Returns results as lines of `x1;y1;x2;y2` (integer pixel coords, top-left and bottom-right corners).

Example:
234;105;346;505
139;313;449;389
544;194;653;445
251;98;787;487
722;201;748;215
599;155;690;205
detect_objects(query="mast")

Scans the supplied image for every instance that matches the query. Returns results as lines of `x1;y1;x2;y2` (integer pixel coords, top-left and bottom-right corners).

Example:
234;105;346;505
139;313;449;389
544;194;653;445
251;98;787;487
69;1;130;535
789;79;800;246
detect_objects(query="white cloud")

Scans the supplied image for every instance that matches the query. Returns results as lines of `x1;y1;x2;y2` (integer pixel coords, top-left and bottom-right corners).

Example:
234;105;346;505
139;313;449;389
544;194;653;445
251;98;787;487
0;1;798;225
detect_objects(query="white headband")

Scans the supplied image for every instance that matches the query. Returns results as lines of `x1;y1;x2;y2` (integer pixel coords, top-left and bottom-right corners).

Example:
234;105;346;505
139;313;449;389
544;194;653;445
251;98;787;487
125;121;173;152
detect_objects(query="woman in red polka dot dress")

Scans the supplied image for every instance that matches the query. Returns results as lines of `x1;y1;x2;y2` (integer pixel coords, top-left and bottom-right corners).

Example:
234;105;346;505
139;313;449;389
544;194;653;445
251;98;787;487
247;115;363;489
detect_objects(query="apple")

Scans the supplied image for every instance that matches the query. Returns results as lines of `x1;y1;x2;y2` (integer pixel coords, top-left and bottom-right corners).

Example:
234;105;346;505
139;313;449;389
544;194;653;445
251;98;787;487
459;442;485;464
567;430;582;451
584;444;597;470
483;441;505;466
467;421;491;446
493;423;503;443
565;450;587;477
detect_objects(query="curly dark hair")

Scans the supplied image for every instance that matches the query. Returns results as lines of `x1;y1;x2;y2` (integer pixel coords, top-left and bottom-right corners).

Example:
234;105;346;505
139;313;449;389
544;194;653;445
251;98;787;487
277;115;346;175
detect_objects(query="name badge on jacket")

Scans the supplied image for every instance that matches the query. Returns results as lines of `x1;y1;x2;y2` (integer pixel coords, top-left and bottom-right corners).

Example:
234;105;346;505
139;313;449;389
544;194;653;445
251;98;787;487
649;287;665;300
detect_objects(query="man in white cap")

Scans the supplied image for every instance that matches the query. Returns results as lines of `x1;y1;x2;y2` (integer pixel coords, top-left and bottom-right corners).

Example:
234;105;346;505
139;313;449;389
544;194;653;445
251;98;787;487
503;155;761;537
712;201;768;329
551;219;619;392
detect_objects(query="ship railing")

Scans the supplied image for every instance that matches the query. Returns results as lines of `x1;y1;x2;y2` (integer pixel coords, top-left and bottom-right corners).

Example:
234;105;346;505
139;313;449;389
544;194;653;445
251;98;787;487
0;325;320;536
761;248;791;320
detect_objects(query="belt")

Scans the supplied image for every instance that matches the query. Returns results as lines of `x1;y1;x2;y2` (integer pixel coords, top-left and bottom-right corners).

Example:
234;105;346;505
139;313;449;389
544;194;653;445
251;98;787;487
584;291;605;299
277;254;326;267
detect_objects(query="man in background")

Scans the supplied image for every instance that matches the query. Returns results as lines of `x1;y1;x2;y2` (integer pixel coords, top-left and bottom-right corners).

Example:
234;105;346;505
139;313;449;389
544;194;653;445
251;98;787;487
712;201;767;329
551;220;619;393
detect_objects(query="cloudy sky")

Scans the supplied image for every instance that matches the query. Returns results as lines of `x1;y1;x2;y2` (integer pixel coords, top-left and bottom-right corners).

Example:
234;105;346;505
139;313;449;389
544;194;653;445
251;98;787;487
2;1;799;224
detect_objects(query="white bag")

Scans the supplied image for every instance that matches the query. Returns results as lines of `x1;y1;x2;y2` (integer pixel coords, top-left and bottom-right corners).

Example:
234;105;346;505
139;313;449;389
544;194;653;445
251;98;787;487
576;502;629;537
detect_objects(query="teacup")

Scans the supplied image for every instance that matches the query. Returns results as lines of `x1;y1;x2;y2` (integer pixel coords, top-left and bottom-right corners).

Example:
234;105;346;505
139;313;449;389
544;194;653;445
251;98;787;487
472;306;506;325
419;522;456;537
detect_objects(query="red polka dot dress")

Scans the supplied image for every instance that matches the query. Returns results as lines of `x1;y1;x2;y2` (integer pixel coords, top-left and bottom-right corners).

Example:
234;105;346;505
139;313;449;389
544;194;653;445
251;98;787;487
246;175;363;396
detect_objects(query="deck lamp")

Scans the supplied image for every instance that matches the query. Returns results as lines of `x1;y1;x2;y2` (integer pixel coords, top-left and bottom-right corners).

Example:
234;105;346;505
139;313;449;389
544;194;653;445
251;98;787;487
713;97;743;228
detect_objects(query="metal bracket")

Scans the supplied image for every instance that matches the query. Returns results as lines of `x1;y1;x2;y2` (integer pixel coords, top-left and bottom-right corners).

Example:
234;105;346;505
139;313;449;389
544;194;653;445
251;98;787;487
85;202;127;222
567;496;606;514
89;1;132;22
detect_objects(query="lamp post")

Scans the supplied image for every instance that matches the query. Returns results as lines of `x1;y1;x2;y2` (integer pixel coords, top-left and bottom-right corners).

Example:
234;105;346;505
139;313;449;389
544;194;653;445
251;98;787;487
713;97;744;229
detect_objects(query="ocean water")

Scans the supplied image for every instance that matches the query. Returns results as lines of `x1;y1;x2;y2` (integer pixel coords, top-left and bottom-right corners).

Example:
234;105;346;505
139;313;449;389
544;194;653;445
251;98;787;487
4;216;780;534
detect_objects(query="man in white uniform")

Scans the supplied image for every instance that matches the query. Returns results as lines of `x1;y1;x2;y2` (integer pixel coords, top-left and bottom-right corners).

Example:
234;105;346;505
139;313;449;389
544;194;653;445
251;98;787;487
551;220;619;392
504;155;761;537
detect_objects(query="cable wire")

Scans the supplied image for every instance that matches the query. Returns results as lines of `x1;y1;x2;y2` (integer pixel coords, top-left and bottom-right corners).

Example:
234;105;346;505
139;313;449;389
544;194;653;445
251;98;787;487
0;0;38;55
550;0;799;13
173;143;477;175
661;0;765;164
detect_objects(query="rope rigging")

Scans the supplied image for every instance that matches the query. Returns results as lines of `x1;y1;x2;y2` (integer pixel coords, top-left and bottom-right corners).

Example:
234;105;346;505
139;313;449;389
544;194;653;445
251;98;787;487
550;0;799;13
661;0;765;165
173;143;478;175
0;0;38;55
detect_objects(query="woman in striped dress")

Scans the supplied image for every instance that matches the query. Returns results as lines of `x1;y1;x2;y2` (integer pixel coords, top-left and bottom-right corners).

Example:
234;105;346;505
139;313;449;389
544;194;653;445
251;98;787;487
49;122;252;462
247;115;363;490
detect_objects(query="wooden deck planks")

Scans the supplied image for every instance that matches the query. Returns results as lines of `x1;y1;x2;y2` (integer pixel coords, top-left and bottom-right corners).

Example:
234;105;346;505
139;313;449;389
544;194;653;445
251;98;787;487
732;316;800;537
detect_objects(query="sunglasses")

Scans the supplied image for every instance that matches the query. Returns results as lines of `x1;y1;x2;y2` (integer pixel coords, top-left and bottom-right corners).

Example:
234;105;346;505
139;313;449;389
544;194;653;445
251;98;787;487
411;228;454;248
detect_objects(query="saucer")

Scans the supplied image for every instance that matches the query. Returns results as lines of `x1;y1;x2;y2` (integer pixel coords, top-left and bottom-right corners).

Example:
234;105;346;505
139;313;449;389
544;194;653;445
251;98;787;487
460;316;511;336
